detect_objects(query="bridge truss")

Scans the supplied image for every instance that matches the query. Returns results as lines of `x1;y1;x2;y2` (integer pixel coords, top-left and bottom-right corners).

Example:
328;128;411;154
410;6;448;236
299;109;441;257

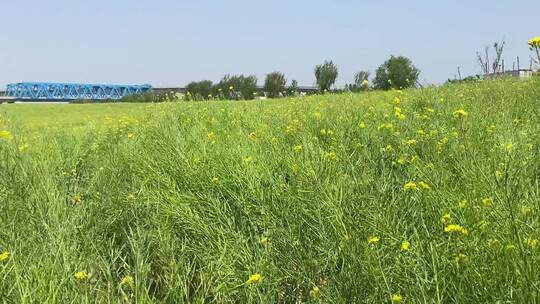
5;82;152;101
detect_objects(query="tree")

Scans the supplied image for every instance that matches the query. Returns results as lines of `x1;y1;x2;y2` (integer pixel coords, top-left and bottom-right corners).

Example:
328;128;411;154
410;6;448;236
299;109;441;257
477;41;505;75
373;56;420;90
213;74;258;100
264;72;286;98
348;70;370;92
186;80;213;100
288;80;299;96
314;60;338;92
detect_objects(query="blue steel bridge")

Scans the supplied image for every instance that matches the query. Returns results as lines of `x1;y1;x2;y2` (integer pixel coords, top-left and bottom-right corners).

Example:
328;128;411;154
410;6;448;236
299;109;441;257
4;82;152;101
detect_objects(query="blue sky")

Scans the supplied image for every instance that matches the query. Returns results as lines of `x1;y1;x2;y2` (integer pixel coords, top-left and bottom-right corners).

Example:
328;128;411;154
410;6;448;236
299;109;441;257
1;0;539;88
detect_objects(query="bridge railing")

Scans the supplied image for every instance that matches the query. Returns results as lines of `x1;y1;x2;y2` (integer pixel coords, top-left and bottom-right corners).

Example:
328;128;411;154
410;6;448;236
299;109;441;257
5;82;152;100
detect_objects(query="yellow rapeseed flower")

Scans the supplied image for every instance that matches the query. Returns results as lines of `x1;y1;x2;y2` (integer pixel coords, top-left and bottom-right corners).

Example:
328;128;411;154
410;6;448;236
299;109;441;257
18;143;30;152
401;241;411;252
406;139;417;146
418;181;430;190
211;176;219;183
526;238;539;249
207;132;216;144
403;182;417;191
259;237;268;246
325;151;337;161
444;224;468;236
310;286;321;298
440;213;451;224
362;79;369;87
368;235;380;245
481;197;492;207
391;294;403;303
243;156;253;163
246;273;263;285
528;37;540;47
0;251;9;262
452;109;468;118
358;121;366;129
0;130;13;141
121;275;134;286
293;145;303;153
74;271;89;282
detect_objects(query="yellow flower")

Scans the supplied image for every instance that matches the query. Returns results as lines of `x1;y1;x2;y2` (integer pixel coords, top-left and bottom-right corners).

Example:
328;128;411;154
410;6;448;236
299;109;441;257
361;79;369;87
528;37;540;47
452;109;468;118
458;200;467;209
505;244;516;252
229;86;234;90
401;241;411;252
418;181;430;190
505;143;514;152
246;273;263;285
358;121;366;129
310;286;321;298
403;182;417;191
0;130;13;141
444;224;468;236
74;271;89;282
207;132;216;144
481;197;492;207
520;206;532;216
313;111;322;119
495;170;503;178
405;139;417;146
127;133;134;139
243;156;253;163
0;251;10;262
391;294;403;303
259;237;268;246
440;213;451;224
454;253;469;264
325;151;337;161
18;143;30;152
526;238;539;249
478;220;489;230
368;235;380;245
211;176;219;183
293;145;303;153
121;275;134;286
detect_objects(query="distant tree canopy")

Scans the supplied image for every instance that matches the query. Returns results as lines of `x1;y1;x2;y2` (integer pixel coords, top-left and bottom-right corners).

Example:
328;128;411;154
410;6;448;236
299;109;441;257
373;56;420;90
315;60;338;92
118;91;177;103
186;80;213;100
214;74;258;100
264;72;287;98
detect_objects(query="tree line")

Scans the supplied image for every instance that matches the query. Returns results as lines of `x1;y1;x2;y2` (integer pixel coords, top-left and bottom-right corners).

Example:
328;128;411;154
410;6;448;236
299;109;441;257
183;55;420;101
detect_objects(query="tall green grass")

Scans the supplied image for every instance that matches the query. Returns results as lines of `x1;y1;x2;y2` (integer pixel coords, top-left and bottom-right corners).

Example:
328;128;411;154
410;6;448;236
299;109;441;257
1;78;540;303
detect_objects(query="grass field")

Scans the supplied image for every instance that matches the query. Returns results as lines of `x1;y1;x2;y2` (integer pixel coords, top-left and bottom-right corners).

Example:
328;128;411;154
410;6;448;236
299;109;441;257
1;78;540;303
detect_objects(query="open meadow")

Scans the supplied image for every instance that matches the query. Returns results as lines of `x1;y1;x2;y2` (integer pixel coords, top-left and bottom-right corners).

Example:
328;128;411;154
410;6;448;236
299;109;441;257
1;78;540;303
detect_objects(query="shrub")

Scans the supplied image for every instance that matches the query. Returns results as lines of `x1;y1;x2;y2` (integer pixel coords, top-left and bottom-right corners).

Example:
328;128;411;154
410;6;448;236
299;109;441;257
373;56;420;90
264;72;287;98
315;60;338;92
119;91;177;103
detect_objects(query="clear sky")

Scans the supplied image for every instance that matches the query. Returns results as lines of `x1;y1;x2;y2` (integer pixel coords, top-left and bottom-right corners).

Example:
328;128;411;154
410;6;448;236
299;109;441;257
1;0;539;88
